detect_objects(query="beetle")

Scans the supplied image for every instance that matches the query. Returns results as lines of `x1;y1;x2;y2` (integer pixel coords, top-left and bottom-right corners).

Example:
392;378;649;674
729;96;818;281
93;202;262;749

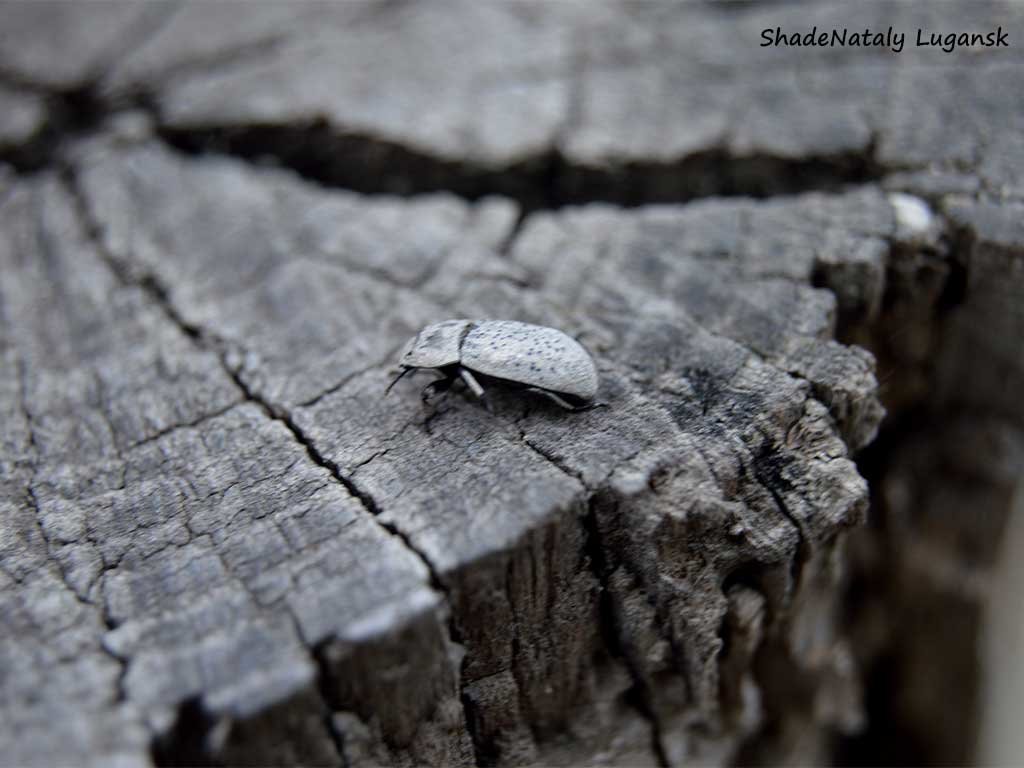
386;319;602;411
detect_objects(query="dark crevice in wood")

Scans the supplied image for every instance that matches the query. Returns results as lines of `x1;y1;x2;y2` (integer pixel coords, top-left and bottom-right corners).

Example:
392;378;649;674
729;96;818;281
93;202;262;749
25;352;133;729
830;217;958;359
311;640;353;768
20;353;131;719
832;408;922;763
150;697;219;768
64;161;443;594
216;353;476;760
583;496;671;768
6;69;881;261
828;211;1008;765
124;401;242;450
748;438;809;601
222;363;475;734
0;84;109;172
459;690;492;767
834;650;929;767
514;421;681;763
496;206;530;258
720;564;775;623
61;164;469;766
833;405;988;766
4;64;885;211
731;635;821;768
502;555;538;752
98;605;131;706
158;121;885;214
0;0;176;170
936;223;972;315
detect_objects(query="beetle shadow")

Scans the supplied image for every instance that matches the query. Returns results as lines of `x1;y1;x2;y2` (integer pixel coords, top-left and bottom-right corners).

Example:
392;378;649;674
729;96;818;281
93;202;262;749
389;368;607;434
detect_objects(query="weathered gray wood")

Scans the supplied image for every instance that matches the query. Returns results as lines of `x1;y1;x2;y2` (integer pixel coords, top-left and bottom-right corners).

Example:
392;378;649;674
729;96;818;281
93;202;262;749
1;1;1022;766
0;1;165;89
79;0;1023;201
5;133;881;766
0;175;469;767
0;84;45;153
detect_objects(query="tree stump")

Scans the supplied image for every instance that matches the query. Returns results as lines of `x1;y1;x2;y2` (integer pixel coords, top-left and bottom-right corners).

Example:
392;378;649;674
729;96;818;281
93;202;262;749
1;2;1021;766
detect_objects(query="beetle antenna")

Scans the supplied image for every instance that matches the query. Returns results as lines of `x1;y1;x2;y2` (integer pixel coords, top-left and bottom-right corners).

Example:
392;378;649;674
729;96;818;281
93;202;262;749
385;367;414;395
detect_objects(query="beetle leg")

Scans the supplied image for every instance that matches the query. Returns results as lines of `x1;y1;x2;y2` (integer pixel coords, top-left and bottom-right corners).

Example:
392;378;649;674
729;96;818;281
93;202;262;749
532;389;578;411
459;368;486;399
421;376;455;404
459;369;493;412
527;387;607;412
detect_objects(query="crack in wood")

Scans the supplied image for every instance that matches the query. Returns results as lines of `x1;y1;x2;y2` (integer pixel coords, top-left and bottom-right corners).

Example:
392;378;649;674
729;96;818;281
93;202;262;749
59;164;473;765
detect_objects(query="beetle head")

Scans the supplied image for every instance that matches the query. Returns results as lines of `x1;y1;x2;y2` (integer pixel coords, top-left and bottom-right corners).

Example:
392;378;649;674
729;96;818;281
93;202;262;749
397;320;471;369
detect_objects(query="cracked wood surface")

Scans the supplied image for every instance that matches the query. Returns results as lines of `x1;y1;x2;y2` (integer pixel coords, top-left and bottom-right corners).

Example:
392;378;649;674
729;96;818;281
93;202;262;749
2;139;888;767
1;1;1023;766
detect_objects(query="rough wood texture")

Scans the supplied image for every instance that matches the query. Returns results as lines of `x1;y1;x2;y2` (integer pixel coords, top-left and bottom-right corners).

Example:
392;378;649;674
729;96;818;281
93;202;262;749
1;2;1022;766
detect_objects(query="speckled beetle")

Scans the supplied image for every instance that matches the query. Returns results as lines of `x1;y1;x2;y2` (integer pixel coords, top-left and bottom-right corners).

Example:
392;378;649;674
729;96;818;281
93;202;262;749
386;319;602;411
